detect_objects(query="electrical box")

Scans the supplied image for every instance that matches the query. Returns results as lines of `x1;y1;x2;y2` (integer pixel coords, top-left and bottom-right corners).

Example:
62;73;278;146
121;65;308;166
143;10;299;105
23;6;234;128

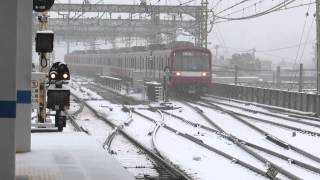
31;72;46;109
36;31;54;53
47;85;70;111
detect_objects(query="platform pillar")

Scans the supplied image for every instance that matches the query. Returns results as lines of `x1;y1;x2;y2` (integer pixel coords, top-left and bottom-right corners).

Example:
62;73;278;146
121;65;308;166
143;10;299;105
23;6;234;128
16;0;32;153
0;0;18;179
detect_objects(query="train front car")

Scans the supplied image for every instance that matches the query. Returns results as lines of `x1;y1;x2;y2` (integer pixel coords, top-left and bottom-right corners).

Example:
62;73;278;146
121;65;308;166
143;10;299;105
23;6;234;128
170;47;212;95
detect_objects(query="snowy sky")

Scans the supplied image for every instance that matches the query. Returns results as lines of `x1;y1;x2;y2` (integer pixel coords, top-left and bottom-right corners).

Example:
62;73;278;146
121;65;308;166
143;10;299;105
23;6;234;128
48;0;317;67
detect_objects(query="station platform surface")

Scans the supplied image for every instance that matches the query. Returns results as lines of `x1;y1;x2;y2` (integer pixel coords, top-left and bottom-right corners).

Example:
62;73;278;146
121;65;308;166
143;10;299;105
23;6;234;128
16;132;135;180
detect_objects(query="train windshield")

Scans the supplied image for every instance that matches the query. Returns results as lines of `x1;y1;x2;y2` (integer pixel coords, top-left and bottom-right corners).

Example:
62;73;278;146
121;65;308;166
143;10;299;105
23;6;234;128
173;51;210;71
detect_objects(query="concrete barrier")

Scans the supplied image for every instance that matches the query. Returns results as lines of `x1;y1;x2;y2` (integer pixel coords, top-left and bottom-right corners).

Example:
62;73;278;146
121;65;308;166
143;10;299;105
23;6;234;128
209;83;320;113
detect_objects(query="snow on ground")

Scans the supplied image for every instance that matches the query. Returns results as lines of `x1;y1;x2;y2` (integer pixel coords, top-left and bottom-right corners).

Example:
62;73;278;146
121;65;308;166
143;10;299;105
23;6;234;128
71;102;159;178
196;99;320;163
110;134;159;178
69;77;320;179
206;96;320;127
155;127;268;180
189;103;320;172
209;100;320;134
207;95;316;116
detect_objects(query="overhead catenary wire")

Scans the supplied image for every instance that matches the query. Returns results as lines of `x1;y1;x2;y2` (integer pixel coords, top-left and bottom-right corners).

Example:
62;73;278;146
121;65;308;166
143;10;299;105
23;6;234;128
212;0;296;21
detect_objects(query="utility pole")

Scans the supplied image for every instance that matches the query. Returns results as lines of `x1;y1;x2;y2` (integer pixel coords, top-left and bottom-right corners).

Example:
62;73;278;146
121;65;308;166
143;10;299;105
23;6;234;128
200;0;208;48
317;0;320;93
235;65;238;85
299;64;303;92
215;45;219;61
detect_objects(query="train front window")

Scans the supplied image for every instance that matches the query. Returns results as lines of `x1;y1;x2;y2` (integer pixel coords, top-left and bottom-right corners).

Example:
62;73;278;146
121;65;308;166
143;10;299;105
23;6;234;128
173;51;209;71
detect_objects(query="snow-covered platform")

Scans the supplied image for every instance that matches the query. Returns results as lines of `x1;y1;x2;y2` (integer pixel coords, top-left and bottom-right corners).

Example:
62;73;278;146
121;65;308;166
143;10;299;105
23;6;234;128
16;132;135;180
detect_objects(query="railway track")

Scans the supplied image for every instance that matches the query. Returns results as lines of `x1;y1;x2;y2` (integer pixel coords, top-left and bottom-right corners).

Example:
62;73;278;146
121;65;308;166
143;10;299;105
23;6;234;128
74;79;276;179
198;98;320;137
203;95;320;123
159;109;320;175
177;100;303;180
72;78;320;179
191;100;320;162
181;99;320;178
82;82;143;105
205;94;319;118
201;97;320;131
69;84;190;180
65;96;91;134
132;109;282;180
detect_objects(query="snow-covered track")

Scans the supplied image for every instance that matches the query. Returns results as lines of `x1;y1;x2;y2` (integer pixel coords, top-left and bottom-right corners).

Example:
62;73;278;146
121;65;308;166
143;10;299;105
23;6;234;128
160;111;320;174
65;111;83;132
81;100;191;180
132;110;281;180
65;95;90;133
200;98;320;137
83;82;142;105
193;100;320;163
180;100;304;180
202;97;320;126
205;94;318;118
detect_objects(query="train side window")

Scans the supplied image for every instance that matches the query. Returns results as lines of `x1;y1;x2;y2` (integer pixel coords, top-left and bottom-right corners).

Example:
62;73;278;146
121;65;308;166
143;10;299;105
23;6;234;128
131;58;134;68
155;56;158;70
145;56;148;69
160;57;164;70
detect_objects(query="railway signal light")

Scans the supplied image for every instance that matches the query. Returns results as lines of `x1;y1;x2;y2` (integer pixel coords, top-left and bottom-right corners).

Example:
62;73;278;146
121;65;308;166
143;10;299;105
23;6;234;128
48;62;70;81
49;71;57;80
47;62;70;132
33;0;55;12
62;73;69;80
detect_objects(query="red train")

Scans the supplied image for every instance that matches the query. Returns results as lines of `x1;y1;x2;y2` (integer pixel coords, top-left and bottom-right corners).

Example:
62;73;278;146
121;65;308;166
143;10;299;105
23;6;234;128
65;41;212;94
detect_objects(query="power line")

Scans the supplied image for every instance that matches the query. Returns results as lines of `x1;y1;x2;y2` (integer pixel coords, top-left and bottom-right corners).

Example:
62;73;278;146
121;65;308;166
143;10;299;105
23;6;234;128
256;42;315;53
213;1;316;24
216;0;253;15
213;0;296;21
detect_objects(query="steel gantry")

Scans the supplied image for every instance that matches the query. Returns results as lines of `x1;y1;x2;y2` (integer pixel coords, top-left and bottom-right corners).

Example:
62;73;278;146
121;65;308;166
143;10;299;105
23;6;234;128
33;3;207;47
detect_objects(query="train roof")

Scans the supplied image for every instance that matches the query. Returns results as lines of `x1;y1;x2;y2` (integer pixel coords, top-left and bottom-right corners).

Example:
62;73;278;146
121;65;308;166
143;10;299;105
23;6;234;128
70;41;202;55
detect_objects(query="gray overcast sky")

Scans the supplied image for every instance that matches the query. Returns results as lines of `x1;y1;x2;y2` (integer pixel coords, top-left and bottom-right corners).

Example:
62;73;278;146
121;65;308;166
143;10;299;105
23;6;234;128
52;0;317;67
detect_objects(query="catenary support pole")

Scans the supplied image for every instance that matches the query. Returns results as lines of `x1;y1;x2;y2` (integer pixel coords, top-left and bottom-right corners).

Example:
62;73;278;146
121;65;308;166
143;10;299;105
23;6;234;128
16;0;32;153
0;0;18;179
276;66;281;89
299;64;303;92
235;65;238;85
317;0;320;94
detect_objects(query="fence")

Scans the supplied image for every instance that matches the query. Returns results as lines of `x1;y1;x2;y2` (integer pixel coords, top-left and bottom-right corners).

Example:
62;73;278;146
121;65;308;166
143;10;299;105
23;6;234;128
212;64;317;92
208;83;320;114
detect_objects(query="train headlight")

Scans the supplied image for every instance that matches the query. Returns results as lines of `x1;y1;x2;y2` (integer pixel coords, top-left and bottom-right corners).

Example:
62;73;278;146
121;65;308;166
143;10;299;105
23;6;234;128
202;72;207;76
176;72;181;76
